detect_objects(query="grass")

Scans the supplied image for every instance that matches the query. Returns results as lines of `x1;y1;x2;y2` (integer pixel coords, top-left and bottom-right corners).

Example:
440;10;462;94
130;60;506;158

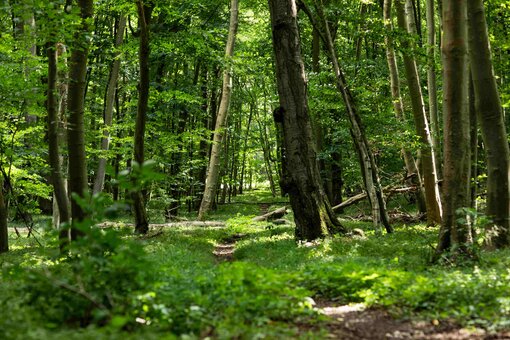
1;189;510;339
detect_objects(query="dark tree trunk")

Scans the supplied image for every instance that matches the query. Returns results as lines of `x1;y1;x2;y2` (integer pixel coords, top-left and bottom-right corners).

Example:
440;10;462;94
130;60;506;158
67;0;93;240
0;176;7;253
47;39;71;249
132;0;152;234
436;0;472;257
468;0;510;248
268;0;345;241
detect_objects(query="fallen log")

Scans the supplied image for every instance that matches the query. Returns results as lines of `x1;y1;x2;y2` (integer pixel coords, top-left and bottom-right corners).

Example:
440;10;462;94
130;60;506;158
252;206;287;222
332;186;418;212
97;221;225;228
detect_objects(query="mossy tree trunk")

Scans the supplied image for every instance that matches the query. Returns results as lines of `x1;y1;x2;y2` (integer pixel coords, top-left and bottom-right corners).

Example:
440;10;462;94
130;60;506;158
268;0;345;241
67;0;93;240
468;0;510;248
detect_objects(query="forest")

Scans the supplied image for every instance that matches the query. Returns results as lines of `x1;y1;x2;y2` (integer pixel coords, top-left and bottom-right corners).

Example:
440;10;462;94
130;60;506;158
1;0;510;338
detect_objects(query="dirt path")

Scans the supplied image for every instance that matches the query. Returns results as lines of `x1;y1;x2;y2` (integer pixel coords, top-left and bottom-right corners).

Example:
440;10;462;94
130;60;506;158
212;233;246;262
315;300;509;339
209;235;509;339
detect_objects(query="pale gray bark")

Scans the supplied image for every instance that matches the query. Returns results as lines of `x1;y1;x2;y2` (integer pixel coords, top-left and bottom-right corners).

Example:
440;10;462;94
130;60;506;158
93;15;126;194
198;0;239;220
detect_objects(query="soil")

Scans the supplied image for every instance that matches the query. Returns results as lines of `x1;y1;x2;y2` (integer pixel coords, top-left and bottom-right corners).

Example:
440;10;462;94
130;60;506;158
314;300;510;340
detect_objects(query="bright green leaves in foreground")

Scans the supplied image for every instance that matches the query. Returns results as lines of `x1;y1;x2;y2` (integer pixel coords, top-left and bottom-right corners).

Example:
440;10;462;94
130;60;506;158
2;215;510;338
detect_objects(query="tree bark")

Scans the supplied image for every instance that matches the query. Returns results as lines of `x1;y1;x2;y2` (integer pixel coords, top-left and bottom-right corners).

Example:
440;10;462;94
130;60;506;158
425;0;442;179
395;0;442;226
435;0;472;257
132;1;152;234
47;39;71;248
93;15;127;194
198;0;239;220
467;0;510;248
268;0;345;241
304;0;392;234
67;0;93;240
383;0;426;214
0;176;7;253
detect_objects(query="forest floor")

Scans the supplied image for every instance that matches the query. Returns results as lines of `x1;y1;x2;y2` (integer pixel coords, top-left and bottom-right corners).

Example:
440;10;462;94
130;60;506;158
212;228;509;340
2;190;510;339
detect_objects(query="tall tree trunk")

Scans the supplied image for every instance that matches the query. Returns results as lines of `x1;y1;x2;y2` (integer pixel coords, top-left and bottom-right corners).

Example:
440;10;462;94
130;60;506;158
304;0;392;234
67;0;93;240
198;0;239;220
238;101;254;194
469;74;478;209
468;0;510;248
383;0;426;213
435;0;472;257
0;176;7;253
425;0;442;179
93;15;127;194
132;1;151;234
268;0;345;241
47;39;71;249
395;0;442;226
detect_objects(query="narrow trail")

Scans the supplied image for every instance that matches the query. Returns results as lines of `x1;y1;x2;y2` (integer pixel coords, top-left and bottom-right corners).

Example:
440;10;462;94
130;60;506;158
314;300;508;339
209;227;509;339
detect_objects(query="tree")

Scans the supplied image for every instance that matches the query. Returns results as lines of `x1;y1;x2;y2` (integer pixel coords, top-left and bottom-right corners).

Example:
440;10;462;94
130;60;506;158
468;0;510;248
93;15;127;195
132;0;152;234
425;0;441;178
435;0;472;257
268;0;345;240
47;33;71;248
198;0;239;220
383;0;426;214
394;0;442;226
301;0;392;234
67;0;94;240
0;174;7;253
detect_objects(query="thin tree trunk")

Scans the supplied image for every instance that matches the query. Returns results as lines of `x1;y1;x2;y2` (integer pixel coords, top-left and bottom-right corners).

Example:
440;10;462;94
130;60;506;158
0;176;7;253
383;0;426;214
435;0;472;257
47;39;71;249
468;0;510;248
238;102;253;195
395;0;442;226
305;0;392;234
469;74;478;209
93;15;126;194
198;0;239;220
425;0;442;179
268;0;345;241
132;1;151;234
67;0;93;240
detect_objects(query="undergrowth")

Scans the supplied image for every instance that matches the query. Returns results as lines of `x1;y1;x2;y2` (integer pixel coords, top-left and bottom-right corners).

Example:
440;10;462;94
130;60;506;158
1;190;510;339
